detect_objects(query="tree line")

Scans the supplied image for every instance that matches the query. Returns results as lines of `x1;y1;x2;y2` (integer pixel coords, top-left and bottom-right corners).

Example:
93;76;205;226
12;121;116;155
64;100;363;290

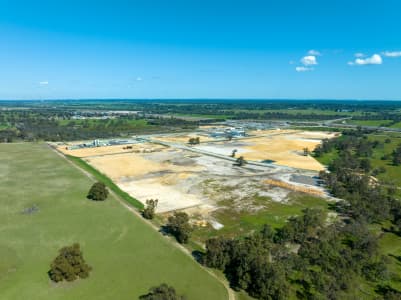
202;207;393;299
201;129;401;299
0;110;198;142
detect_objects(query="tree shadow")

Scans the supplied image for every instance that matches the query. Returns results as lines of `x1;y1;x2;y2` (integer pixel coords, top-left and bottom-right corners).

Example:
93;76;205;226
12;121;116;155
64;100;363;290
191;250;204;264
159;225;170;236
389;253;401;264
375;284;401;298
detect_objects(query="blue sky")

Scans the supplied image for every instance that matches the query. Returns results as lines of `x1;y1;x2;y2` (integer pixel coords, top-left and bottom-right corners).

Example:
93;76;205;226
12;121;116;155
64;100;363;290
0;0;400;100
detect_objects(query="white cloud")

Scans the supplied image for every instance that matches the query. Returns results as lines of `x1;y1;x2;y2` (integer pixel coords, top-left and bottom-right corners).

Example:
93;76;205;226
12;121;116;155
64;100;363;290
39;81;49;85
301;55;318;66
136;77;142;81
348;54;382;66
308;50;321;56
355;53;365;58
295;66;314;72
382;51;401;57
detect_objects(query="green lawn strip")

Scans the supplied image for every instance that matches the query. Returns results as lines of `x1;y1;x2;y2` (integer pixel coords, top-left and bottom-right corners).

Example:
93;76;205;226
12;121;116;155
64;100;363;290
66;155;144;209
390;122;401;129
174;113;232;120
346;120;393;127
314;150;339;165
289;126;342;132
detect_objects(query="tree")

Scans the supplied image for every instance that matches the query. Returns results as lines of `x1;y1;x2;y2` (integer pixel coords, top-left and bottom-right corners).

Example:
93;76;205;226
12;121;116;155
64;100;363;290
166;212;192;244
360;158;371;172
392;144;401;166
139;283;186;300
143;199;158;219
48;243;92;282
204;237;233;269
87;182;108;201
188;137;200;145
235;156;246;167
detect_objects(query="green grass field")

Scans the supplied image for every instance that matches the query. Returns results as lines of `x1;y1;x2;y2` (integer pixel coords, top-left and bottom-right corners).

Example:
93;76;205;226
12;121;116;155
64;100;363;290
0;143;227;300
390;121;401;129
229;108;364;116
174;113;233;120
345;119;393;127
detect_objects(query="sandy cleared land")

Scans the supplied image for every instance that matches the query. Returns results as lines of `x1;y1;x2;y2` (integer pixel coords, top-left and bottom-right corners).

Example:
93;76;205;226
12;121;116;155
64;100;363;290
245;131;336;171
242;136;324;170
57;143;165;157
248;129;296;136
86;151;204;179
82;146;295;214
154;134;216;144
85;150;207;212
194;131;336;171
61;130;334;215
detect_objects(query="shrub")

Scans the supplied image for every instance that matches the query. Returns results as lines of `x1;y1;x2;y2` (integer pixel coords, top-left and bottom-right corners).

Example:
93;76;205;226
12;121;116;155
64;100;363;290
139;283;186;300
143;199;158;219
87;182;109;201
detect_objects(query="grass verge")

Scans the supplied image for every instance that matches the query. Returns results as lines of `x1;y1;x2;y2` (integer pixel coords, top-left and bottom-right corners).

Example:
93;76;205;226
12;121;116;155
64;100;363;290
66;155;144;209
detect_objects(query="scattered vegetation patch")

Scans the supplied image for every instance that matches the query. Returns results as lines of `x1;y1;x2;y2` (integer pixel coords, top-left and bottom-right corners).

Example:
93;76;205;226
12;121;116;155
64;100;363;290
48;243;92;282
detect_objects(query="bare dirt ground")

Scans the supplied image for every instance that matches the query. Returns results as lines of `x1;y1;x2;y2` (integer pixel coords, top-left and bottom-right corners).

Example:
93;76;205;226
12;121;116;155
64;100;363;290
76;144;300;215
58;129;335;223
153;134;216;144
57;142;165;158
193;130;337;171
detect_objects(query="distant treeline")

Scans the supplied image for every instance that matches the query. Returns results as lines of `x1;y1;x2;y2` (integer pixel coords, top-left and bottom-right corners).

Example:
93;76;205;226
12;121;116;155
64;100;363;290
0;109;197;142
351;112;401;126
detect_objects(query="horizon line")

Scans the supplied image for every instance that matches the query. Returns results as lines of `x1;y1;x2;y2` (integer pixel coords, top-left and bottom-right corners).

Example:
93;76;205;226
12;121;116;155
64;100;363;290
1;98;401;102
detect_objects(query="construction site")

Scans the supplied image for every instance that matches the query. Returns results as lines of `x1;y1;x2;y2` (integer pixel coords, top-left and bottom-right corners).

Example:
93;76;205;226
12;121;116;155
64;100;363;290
56;127;338;232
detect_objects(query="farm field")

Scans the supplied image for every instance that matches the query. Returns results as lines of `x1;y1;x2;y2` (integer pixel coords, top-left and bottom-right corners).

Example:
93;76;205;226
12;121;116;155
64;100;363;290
0;143;227;300
390;121;401;129
345;119;393;127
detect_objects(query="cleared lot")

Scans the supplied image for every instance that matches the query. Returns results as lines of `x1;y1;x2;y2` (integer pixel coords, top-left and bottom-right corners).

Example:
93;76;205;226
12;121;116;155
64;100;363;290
59;129;334;234
193;130;337;171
